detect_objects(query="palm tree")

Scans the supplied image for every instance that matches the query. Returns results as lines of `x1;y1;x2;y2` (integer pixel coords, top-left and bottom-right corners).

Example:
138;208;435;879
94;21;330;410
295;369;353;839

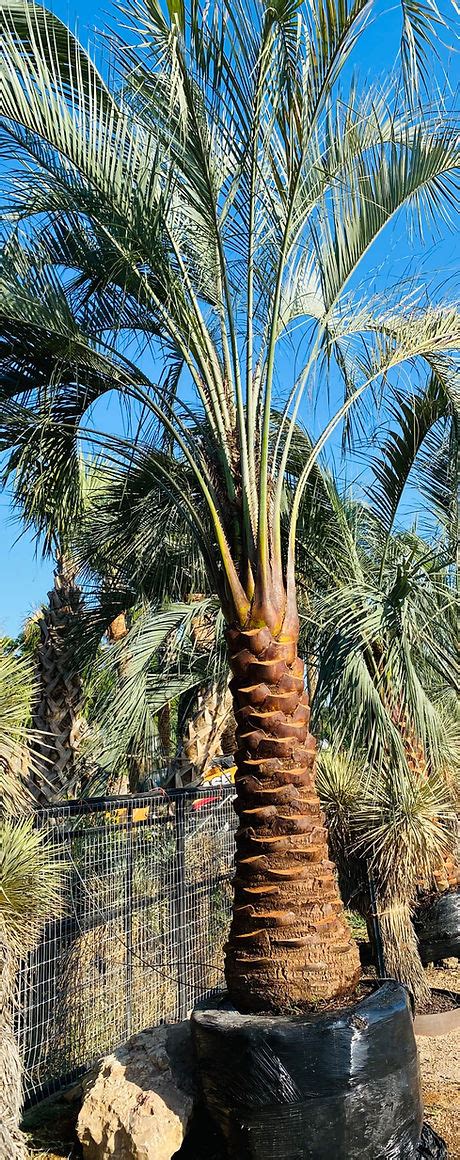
26;558;87;803
298;376;458;1002
1;0;459;1013
1;426;91;801
62;453;231;791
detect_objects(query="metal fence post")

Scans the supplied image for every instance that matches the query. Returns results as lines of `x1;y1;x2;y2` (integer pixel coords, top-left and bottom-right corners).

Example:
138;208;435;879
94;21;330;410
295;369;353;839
175;794;188;1020
125;799;133;1039
367;864;386;978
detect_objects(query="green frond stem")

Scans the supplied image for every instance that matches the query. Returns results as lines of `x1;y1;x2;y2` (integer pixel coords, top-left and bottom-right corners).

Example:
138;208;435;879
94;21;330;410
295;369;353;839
260;0;378;559
162;219;235;440
288;309;460;567
271;324;326;564
84;398;249;619
88;218;232;451
164;19;254;544
245;25;275;525
288;375;394;569
2;35;231;466
258;2;366;571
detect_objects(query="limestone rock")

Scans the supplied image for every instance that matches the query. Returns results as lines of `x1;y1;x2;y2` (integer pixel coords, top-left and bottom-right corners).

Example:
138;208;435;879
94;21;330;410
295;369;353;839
77;1023;195;1160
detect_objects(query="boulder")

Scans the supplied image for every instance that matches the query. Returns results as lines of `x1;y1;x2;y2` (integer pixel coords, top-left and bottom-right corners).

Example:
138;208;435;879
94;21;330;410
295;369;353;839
77;1022;195;1160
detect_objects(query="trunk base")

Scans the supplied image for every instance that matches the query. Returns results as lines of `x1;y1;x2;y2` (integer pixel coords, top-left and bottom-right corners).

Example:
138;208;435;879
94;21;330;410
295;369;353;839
192;981;423;1160
225;623;360;1013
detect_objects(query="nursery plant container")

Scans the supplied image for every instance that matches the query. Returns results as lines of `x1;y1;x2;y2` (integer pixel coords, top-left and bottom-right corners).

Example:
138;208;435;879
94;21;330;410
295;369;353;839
192;980;423;1160
414;989;460;1037
414;888;460;964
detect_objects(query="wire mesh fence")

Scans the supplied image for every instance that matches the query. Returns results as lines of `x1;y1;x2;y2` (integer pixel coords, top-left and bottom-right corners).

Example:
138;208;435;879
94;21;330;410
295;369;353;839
15;786;236;1107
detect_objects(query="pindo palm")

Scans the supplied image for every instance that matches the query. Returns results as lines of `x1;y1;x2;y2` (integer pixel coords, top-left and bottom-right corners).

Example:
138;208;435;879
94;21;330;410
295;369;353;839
1;0;459;1012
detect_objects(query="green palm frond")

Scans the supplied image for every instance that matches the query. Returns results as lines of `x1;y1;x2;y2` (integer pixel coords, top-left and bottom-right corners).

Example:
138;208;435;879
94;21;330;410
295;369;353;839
400;0;447;105
289;368;459;777
315;129;459;315
78;597;226;785
368;370;455;536
0;0;458;630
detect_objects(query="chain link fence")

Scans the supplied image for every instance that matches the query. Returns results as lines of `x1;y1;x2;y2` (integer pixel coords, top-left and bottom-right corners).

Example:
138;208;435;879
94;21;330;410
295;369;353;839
15;787;236;1107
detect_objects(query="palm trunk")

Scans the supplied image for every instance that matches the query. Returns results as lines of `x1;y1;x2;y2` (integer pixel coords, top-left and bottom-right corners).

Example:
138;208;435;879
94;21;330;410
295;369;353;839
107;610;149;794
28;555;85;804
225;622;360;1014
157;704;172;759
176;683;235;785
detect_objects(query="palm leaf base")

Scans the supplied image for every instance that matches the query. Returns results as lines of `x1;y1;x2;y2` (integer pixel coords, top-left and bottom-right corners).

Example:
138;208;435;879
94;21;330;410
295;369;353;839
224;624;360;1013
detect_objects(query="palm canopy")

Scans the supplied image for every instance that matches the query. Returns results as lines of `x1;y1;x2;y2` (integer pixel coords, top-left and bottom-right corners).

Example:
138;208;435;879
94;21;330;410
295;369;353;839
294;371;459;772
1;0;459;636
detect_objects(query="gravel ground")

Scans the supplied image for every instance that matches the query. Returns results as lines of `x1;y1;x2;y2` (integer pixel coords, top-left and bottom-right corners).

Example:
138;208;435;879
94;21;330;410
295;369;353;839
419;965;460;1159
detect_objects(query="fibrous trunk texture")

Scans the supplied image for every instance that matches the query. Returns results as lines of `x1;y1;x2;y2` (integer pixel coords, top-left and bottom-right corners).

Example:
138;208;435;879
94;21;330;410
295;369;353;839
378;894;431;1007
176;683;235;786
157;704;172;759
0;930;27;1160
28;557;85;805
225;624;360;1013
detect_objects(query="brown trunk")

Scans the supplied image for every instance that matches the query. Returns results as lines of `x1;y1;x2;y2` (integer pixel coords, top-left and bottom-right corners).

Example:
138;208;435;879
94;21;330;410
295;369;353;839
28;556;85;804
107;612;128;643
378;894;431;1007
157;703;172;759
224;622;360;1013
176;683;234;785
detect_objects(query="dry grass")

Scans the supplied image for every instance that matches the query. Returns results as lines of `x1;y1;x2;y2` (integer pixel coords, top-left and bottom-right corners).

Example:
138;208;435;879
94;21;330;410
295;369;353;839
23;1090;82;1159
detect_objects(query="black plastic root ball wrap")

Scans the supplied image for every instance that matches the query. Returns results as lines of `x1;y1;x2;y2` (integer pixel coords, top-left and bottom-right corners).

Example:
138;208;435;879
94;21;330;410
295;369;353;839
414;888;460;964
417;1124;448;1159
192;981;424;1160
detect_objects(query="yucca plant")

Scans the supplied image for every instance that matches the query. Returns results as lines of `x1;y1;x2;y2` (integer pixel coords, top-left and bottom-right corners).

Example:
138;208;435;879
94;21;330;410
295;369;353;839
0;646;63;1157
0;640;37;814
1;0;459;1013
317;750;456;1004
0;818;64;1160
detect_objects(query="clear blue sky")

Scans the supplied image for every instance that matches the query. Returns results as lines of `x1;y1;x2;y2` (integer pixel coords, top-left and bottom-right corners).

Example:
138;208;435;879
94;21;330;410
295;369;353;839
0;0;458;636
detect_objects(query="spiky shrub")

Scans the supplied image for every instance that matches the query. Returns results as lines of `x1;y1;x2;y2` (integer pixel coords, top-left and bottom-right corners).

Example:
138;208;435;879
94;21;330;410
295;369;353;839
0;641;36;815
0;818;64;1159
317;751;456;1005
1;0;459;1012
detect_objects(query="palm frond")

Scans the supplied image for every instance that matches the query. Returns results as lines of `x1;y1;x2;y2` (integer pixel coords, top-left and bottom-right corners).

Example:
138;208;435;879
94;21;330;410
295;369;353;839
367;370;456;537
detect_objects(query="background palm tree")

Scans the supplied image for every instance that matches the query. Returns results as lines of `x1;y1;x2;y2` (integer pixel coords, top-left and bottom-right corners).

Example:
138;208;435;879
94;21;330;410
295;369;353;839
1;435;92;802
298;376;459;1003
1;0;458;1013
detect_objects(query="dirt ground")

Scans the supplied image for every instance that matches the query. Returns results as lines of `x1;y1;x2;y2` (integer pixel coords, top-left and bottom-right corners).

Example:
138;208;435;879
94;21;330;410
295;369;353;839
419;966;460;1159
24;964;460;1159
